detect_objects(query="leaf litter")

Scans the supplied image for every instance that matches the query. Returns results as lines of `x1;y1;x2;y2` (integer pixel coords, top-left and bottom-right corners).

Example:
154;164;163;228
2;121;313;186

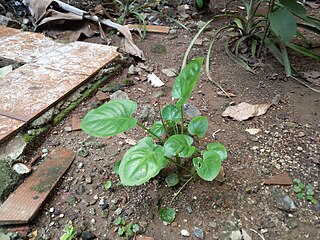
222;102;272;121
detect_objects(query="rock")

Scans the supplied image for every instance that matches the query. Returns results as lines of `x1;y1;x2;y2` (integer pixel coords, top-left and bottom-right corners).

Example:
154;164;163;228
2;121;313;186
272;189;296;212
115;207;122;215
136;235;155;240
193;227;204;239
110;90;129;100
85;176;92;184
181;229;190;237
101;82;124;93
241;229;252;240
0;134;27;160
183;102;201;119
209;221;217;228
128;64;142;75
151;43;166;54
169;29;177;34
229;230;242;240
31;108;55;127
161;68;177;77
186;206;193;214
76;185;85;195
12;163;31;174
139;104;155;121
101;203;109;210
77;148;89;157
0;15;20;28
81;231;96;240
287;218;299;229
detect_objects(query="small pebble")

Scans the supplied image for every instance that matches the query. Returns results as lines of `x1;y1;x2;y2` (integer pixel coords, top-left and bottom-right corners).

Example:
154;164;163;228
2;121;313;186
85;176;92;184
115;207;122;215
194;227;204;239
181;229;190;237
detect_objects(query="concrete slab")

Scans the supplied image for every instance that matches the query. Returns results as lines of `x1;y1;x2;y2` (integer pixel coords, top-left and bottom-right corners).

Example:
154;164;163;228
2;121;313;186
0;26;119;143
0;116;24;141
0;31;62;63
0;25;20;39
0;148;75;225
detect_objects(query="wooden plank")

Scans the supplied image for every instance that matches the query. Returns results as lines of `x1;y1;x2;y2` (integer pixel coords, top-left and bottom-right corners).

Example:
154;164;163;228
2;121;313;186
128;24;170;34
0;148;75;225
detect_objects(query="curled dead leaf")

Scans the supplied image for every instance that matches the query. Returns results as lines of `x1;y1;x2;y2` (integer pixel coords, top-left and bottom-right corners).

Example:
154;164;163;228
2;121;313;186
222;102;272;121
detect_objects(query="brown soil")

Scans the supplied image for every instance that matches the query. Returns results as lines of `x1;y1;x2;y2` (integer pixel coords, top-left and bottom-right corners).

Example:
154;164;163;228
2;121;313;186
2;1;320;240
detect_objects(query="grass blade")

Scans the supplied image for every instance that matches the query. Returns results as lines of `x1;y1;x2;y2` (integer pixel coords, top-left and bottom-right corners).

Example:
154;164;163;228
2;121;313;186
279;41;291;77
225;39;255;73
286;43;320;60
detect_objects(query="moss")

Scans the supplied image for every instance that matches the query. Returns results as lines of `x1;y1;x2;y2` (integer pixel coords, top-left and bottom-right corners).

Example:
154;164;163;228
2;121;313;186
0;159;20;201
31;166;64;193
22;127;49;143
53;63;122;125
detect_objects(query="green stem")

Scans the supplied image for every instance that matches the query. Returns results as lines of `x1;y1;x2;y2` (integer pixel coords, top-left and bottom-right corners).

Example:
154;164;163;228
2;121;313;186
159;106;170;136
257;0;275;58
165;156;191;173
180;106;184;134
169;175;195;206
137;122;164;143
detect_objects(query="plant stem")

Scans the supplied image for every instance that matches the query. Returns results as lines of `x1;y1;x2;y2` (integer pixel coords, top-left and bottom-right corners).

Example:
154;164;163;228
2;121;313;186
169;175;195;206
165;156;191;172
257;0;275;58
180;106;184;134
136;122;164;143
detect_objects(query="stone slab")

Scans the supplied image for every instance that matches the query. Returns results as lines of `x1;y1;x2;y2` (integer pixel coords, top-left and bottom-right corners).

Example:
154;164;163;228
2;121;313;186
0;116;24;141
0;31;62;63
0;25;20;39
0;147;75;225
0;26;119;143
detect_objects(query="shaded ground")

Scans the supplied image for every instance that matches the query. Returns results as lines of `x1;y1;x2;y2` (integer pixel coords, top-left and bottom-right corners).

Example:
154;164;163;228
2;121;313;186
1;0;319;239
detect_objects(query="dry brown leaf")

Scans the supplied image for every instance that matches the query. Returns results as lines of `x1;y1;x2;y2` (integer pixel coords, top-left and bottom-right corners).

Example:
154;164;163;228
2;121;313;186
245;128;261;135
24;0;145;59
222;102;272;121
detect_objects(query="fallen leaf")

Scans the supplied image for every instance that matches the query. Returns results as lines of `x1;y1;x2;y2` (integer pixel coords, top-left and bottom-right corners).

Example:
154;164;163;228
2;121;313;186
161;68;177;77
95;90;109;101
125;138;137;146
222;102;272;121
245;128;261;135
148;73;164;87
23;0;145;59
264;172;293;186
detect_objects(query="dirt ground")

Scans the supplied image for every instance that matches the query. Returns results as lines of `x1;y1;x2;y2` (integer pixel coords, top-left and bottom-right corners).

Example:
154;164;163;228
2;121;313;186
2;0;320;239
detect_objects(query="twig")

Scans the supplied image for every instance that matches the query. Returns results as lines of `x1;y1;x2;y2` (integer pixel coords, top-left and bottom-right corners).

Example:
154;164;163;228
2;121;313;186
291;76;320;93
169;175;194;206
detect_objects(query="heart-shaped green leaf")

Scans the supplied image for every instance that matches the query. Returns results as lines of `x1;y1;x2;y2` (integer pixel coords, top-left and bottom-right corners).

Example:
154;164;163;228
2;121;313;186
172;58;203;108
206;142;227;161
270;7;297;43
188;116;208;138
280;0;306;16
161;104;181;122
165;173;179;187
119;137;167;186
81;99;137;137
159;208;175;223
164;134;196;158
193;150;222;181
150;121;165;138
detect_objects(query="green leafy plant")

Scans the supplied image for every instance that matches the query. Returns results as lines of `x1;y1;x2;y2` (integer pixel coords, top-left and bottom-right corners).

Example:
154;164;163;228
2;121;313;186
81;58;227;219
114;216;140;238
183;0;320;90
114;0;157;38
293;178;318;205
60;224;77;240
